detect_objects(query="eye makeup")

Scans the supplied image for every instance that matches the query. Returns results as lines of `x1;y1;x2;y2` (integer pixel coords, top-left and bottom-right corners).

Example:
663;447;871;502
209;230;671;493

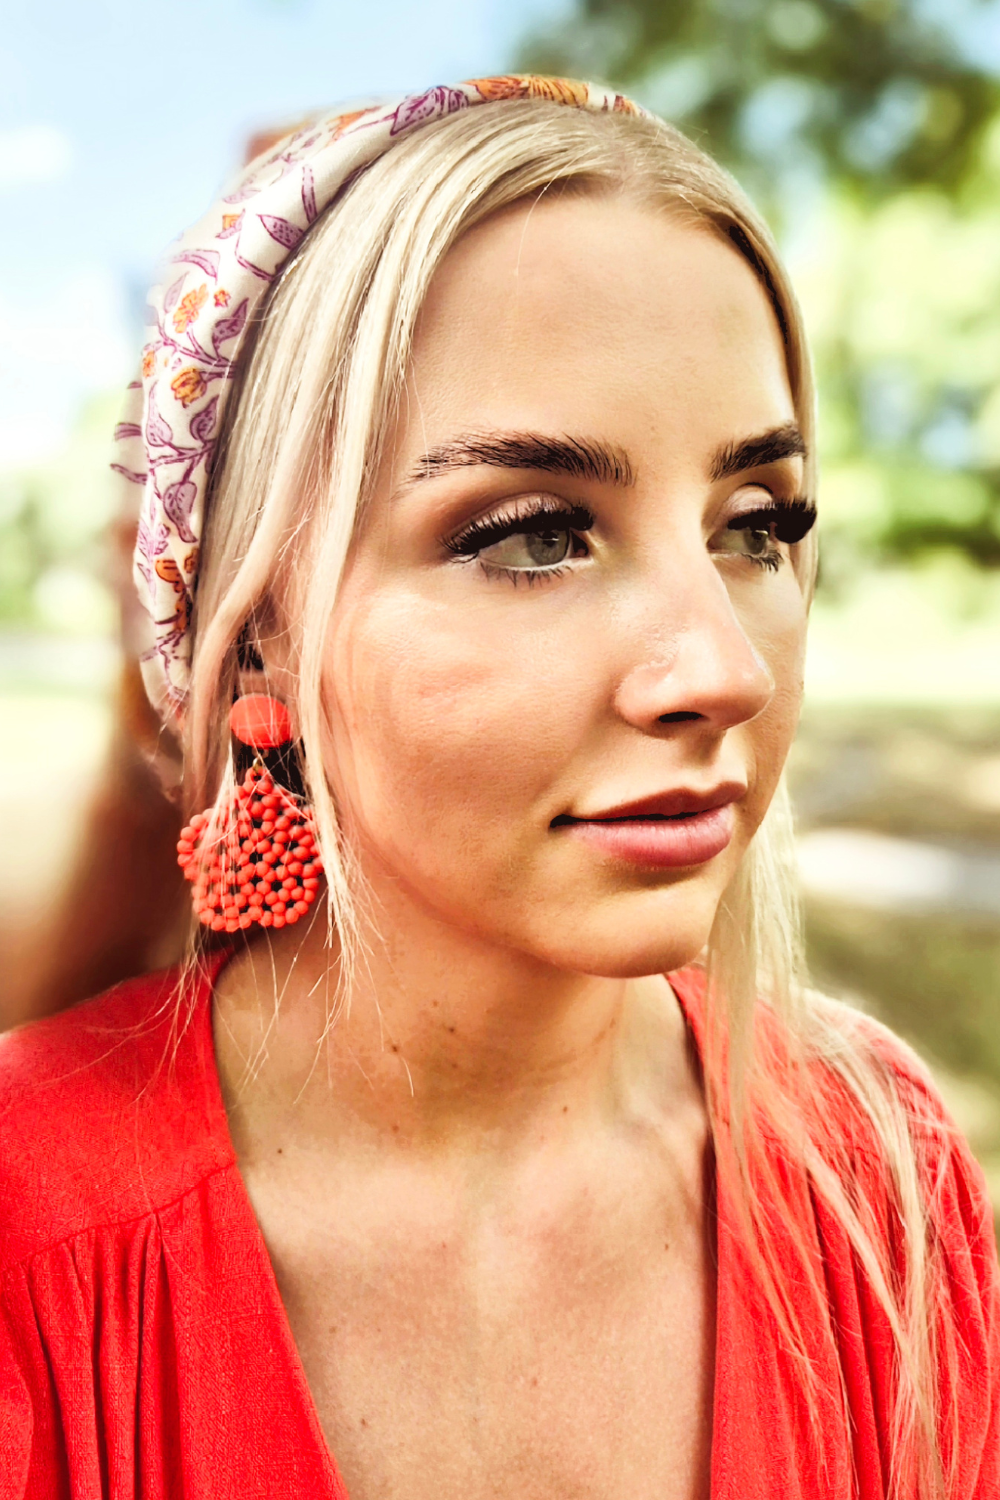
726;496;817;545
443;499;597;559
439;491;816;584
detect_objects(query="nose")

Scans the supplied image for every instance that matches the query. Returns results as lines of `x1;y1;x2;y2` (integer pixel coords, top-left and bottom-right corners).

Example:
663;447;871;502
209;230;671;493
612;565;775;734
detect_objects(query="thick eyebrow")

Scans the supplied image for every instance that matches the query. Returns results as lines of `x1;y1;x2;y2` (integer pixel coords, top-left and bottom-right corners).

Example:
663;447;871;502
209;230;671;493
403;431;636;490
710;423;807;482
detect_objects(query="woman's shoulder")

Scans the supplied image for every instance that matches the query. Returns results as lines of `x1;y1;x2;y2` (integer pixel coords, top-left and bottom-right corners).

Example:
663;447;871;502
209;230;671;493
675;965;996;1253
807;991;979;1154
0;962;232;1270
804;996;998;1310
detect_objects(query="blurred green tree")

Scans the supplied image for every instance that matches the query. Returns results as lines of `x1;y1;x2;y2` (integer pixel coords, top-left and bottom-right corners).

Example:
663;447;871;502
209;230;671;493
520;0;1000;574
523;0;999;201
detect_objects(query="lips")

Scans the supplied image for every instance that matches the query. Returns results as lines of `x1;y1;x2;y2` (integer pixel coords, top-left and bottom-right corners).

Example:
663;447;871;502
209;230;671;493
552;784;743;869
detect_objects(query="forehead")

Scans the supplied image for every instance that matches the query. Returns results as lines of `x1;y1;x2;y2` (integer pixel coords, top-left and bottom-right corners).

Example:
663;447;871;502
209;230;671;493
400;195;794;478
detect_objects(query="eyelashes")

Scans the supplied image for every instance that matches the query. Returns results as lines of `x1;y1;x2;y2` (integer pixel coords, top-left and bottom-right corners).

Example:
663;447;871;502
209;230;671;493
440;493;817;582
444;500;596;558
727;497;817;545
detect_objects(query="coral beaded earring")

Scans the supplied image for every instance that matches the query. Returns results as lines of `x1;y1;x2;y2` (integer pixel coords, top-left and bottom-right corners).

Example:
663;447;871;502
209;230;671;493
176;694;323;934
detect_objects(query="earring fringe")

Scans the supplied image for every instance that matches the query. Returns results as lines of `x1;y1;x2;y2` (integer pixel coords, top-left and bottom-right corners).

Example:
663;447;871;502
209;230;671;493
177;763;323;933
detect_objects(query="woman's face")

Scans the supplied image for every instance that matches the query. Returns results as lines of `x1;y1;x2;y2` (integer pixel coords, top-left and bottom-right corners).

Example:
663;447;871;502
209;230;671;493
324;194;812;978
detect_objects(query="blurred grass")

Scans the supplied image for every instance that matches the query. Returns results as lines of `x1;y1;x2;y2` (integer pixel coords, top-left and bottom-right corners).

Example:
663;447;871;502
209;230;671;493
807;902;1000;1087
790;703;1000;1208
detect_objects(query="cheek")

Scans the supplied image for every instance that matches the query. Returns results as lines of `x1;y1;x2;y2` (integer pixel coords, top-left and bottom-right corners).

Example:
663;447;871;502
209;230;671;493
324;587;596;855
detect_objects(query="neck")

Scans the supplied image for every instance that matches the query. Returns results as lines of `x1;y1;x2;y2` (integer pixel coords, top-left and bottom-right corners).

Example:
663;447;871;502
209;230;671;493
213;876;693;1156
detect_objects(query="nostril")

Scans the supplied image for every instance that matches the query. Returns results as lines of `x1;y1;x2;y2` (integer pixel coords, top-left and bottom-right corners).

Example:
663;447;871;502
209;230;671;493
658;711;703;724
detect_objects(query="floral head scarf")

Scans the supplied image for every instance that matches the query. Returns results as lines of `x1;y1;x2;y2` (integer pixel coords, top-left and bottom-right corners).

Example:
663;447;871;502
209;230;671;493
112;76;642;724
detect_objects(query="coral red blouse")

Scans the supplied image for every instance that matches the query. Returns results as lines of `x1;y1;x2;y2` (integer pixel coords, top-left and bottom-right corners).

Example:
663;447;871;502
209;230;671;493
0;958;997;1499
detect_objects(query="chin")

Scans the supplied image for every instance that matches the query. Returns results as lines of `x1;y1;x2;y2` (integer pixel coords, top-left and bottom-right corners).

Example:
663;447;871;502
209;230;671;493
519;880;726;981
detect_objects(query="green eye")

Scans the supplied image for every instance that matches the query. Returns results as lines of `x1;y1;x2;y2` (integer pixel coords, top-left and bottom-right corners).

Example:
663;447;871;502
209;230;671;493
715;523;781;570
445;502;596;573
478;528;574;570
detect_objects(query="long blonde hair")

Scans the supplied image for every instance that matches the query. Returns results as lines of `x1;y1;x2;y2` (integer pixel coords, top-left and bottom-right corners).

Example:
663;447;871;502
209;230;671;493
188;99;958;1495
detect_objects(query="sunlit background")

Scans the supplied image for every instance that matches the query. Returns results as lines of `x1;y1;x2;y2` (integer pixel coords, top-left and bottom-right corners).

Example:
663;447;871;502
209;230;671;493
3;0;999;1196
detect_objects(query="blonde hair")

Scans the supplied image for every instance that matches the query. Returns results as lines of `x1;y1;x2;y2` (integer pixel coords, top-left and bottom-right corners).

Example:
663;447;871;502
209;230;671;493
188;100;958;1495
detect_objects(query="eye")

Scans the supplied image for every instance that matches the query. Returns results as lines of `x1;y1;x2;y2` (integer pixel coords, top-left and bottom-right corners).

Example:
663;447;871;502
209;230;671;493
478;526;577;570
714;523;782;571
712;496;816;573
444;501;595;577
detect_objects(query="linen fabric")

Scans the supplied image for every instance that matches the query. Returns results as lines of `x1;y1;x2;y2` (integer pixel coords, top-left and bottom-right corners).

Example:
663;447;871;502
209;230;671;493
0;959;997;1497
111;76;643;724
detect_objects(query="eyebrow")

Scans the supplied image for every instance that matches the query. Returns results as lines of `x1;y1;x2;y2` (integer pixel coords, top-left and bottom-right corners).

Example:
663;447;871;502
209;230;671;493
710;423;807;482
403;431;636;490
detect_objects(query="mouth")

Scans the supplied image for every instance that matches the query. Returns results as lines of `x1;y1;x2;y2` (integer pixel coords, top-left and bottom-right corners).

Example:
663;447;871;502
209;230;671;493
551;785;743;870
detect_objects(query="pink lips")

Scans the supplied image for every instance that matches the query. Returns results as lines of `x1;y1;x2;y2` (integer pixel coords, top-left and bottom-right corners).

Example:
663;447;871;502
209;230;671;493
554;787;741;870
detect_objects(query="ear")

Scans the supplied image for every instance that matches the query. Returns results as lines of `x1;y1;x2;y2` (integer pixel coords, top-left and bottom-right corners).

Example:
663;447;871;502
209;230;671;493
234;603;299;712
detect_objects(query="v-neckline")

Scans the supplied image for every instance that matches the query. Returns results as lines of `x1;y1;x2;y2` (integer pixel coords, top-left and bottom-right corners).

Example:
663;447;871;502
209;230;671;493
194;950;722;1500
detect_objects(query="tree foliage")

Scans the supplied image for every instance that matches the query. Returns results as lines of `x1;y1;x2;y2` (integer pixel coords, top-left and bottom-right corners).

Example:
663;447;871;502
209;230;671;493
520;0;1000;570
525;0;999;200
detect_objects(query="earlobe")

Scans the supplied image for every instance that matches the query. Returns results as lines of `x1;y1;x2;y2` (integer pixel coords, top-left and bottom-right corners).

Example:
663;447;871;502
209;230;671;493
234;614;298;706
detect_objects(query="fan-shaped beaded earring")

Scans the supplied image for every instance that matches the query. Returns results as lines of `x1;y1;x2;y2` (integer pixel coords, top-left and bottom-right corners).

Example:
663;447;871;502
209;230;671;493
176;694;323;933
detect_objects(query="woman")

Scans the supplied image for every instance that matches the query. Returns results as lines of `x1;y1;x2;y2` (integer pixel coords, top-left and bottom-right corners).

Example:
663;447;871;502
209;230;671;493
0;77;996;1500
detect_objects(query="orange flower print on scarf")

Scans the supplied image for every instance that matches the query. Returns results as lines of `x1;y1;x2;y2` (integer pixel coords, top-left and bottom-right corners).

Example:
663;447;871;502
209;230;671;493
118;76;644;721
468;76;589;108
154;556;192;632
331;109;368;137
170;366;208;408
172;284;209;333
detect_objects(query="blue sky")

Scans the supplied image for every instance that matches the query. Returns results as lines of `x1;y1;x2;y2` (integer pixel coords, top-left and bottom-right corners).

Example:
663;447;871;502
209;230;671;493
0;0;565;466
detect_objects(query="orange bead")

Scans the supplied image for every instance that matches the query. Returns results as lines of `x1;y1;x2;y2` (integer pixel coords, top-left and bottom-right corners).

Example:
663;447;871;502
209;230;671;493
229;694;293;750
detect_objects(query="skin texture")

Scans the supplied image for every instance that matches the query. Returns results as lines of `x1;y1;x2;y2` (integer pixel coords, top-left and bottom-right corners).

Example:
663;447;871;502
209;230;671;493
214;194;811;1500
